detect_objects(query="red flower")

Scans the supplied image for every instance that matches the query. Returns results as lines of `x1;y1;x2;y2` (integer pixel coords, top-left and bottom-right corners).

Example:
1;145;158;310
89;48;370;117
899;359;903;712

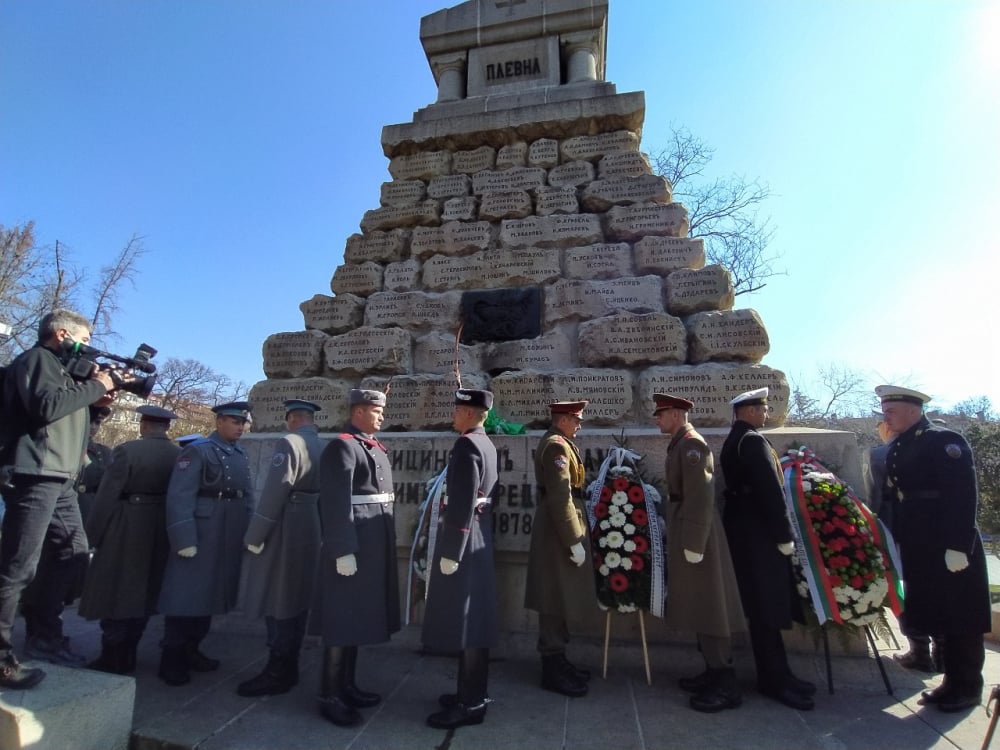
829;575;843;588
612;477;630;492
600;486;612;502
631;508;648;525
594;502;609;519
609;572;629;592
821;522;836;534
632;536;649;554
630;554;644;571
833;505;848;516
628;485;645;503
854;549;866;561
850;575;863;588
851;536;864;547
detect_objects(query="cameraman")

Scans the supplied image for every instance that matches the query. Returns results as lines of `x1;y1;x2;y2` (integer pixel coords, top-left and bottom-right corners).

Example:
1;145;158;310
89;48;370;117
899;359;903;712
0;308;117;689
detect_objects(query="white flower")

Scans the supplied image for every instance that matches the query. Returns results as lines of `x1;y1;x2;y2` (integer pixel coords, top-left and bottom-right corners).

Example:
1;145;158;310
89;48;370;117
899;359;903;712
623;540;637;553
605;551;622;568
599;564;610;576
612;491;628;506
600;520;611;531
610;466;634;476
609;512;627;528
801;481;813;493
618;603;637;613
623;503;634;513
605;531;625;549
620;557;633;571
598;537;608;548
623;523;636;535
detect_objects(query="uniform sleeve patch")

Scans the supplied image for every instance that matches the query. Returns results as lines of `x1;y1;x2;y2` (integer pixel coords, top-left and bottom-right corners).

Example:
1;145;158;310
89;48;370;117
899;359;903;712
553;456;568;470
945;443;963;459
271;452;287;467
177;458;191;470
685;447;702;465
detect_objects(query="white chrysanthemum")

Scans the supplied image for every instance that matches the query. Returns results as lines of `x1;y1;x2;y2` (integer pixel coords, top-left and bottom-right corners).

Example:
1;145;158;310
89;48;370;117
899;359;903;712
612;491;628;506
610;512;627;528
599;564;610;576
620;557;633;571
801;481;813;493
623;524;636;535
605;551;622;568
618;604;637;613
623;540;637;553
623;503;634;513
605;531;625;549
834;587;850;604
598;537;608;548
600;520;611;531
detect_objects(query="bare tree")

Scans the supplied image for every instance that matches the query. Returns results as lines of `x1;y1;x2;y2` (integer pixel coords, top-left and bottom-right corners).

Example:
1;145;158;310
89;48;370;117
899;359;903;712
89;233;146;344
788;363;874;422
951;396;997;422
154;356;248;418
650;126;780;295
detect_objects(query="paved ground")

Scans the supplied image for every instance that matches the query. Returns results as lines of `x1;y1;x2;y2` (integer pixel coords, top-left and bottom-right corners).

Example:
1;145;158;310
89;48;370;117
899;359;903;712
21;607;997;750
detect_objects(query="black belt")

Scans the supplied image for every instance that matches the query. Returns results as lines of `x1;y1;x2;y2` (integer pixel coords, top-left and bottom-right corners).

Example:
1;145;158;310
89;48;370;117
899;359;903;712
121;493;165;505
198;490;246;501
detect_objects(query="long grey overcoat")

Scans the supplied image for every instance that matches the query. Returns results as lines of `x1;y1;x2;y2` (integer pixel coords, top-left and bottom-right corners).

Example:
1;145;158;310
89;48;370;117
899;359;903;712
240;423;322;620
664;424;746;638
422;427;499;651
78;434;179;619
157;431;253;616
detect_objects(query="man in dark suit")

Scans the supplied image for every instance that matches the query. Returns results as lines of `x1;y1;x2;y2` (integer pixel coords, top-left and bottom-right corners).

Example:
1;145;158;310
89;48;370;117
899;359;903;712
423;389;500;730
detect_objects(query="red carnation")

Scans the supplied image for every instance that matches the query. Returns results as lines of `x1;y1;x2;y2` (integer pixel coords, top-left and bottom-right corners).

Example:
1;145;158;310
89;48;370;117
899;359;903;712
833;505;848;516
851;536;864;547
829;575;843;588
612;477;630;492
854;549;866;561
632;536;649;554
628;485;645;503
609;572;629;592
821;522;836;534
594;503;609;519
850;575;863;588
630;554;644;571
600;486;612;502
631;508;648;525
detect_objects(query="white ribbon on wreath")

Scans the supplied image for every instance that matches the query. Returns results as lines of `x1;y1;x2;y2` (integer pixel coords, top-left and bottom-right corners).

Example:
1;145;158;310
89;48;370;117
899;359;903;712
404;467;447;625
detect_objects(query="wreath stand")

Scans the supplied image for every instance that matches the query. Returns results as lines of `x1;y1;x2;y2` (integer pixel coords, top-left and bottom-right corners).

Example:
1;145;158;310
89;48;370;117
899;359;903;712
602;610;652;686
819;623;894;695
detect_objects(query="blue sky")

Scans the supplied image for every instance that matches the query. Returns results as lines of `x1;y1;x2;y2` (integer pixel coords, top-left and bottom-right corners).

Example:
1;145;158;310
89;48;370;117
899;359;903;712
2;1;998;413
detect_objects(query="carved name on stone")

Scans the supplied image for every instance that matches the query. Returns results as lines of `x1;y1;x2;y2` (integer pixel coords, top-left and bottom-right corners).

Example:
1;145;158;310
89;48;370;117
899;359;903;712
634;236;705;275
685;309;770;364
481;247;562;288
262;330;328;379
528;138;559;168
383;258;421;292
665;264;735;315
360;200;441;233
560;130;640;163
427;173;471;200
534;186;579;216
638;363;790;427
491;369;633;426
544;276;664;325
363;290;463;331
344;229;410;264
324;326;412;377
496;142;528;169
471;167;547;195
300;293;365;335
247;377;351;433
413;332;482;375
380;180;426;208
547;160;595;188
605;202;690;241
479;191;534;222
581;175;672;212
499;214;603;249
564;242;633;280
330;261;383;297
482;329;573;373
453;146;496;175
422;253;487;291
598;151;653;179
441;197;479;222
379;373;490;431
579;312;687;368
388;150;452;181
410;222;492;260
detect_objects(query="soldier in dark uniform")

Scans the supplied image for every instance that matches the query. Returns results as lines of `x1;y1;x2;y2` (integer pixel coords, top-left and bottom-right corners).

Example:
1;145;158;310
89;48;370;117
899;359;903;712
156;401;254;686
720;387;815;711
237;399;323;697
76;405;114;524
877;385;991;713
524;400;595;698
423;389;500;730
79;404;180;674
313;388;399;727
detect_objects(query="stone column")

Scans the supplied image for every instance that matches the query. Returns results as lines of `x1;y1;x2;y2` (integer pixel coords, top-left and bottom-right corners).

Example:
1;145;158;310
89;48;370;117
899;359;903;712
562;30;601;83
431;52;467;102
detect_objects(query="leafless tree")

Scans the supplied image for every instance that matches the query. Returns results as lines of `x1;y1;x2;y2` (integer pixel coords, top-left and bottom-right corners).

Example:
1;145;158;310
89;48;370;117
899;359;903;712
650;126;780;295
89;233;146;344
153;356;249;418
951;395;997;422
789;363;873;421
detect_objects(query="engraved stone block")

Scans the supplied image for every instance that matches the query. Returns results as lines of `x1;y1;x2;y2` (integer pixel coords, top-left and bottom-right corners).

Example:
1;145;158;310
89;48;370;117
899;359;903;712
379;179;426;208
479;191;533;221
344;229;410;264
413;332;482;375
482;329;574;373
410;226;447;259
363;290;463;331
453;146;496;174
685;309;770;364
471;167;547;195
598;151;653;178
496;142;528;169
441;196;479;222
579;312;686;367
330;261;383;297
247;377;351;433
300;293;365;335
427;173;472;200
544;276;664;325
547;160;595;188
422;253;487;291
528;138;559;169
581;175;672;212
605;202;690;241
383;258;421;292
262;330;328;379
634;236;706;274
379;373;489;431
443;221;493;255
324;326;412;377
481;247;562;289
491;369;633;427
461;288;542;344
388;150;452;181
360;200;441;233
560;130;640;163
564;242;633;280
665;264;735;315
499;214;603;248
534;186;579;216
638;363;790;427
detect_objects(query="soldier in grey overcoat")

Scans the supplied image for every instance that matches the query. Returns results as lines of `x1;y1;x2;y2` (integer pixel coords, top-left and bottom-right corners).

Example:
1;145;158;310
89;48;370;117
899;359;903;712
79;404;179;674
156;401;254;686
654;393;746;713
423;389;500;730
312;388;399;728
237;399;323;698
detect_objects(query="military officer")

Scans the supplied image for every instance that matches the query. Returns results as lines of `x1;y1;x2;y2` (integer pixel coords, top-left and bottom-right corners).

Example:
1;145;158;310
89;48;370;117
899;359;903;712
313;388;399;727
423;389;500;730
524;400;596;698
157;401;254;686
79;404;180;674
720;387;815;711
237;399;323;697
76;405;114;524
654;393;746;712
877;385;991;712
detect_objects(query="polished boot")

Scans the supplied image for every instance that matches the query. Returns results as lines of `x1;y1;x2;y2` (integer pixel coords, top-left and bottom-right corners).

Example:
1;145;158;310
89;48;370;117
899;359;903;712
87;642;130;675
541;654;587;697
689;669;742;713
427;700;487;729
158;646;191;686
555;653;590;682
342;646;380;708
786;673;817;697
318;647;363;727
237;653;298;697
894;638;935;673
185;642;220;672
678;668;714;693
931;638;946;673
937;688;982;712
920;682;954;704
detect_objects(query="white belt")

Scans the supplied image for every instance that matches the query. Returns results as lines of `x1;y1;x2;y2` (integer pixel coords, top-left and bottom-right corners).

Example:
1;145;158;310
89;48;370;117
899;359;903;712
351;492;394;505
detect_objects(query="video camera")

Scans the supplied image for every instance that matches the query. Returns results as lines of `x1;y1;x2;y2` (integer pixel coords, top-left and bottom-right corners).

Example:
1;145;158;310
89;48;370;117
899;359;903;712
62;341;158;399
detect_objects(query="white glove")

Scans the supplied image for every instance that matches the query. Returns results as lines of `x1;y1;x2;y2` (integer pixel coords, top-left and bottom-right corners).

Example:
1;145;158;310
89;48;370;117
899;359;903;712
684;549;704;564
945;549;969;572
777;542;794;556
336;554;358;576
440;557;459;575
177;546;198;558
569;543;586;567
247;542;265;554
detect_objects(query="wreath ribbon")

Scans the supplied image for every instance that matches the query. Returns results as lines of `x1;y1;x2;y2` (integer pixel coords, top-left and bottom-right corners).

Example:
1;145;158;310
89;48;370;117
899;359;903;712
404;468;447;625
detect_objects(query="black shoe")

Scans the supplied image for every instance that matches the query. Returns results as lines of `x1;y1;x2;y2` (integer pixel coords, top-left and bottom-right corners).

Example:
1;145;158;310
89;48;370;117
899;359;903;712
427;701;487;729
920;684;954;704
158;647;191;686
541;655;588;697
440;692;492;708
343;684;381;708
87;648;130;676
894;649;936;673
690;685;742;713
679;670;714;693
185;645;220;672
760;684;815;711
786;674;817;697
937;691;982;713
0;655;45;689
319;696;363;727
237;663;298;697
556;653;591;682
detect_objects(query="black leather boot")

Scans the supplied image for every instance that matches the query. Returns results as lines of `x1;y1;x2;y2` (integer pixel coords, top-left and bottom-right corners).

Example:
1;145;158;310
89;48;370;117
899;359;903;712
158;645;191;686
689;669;742;713
185;642;221;672
678;668;713;693
894;638;935;672
318;647;363;727
87;642;130;675
541;654;587;697
237;653;298;697
555;653;591;682
342;645;380;708
427;700;487;729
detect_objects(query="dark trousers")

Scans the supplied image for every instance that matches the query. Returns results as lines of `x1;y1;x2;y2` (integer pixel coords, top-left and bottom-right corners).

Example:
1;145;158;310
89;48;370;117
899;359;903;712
747;620;792;690
457;647;489;705
162;615;211;649
101;617;150;648
537;613;570;656
941;633;985;696
696;633;733;670
0;476;87;657
266;612;308;659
